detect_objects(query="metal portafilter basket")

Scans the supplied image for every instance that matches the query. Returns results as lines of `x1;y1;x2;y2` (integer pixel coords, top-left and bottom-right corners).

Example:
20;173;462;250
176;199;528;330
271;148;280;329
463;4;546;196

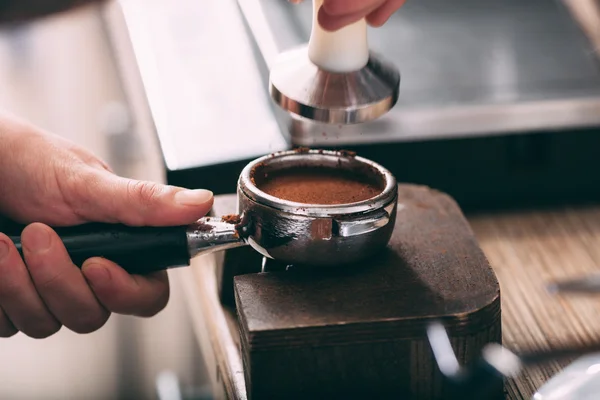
9;150;398;275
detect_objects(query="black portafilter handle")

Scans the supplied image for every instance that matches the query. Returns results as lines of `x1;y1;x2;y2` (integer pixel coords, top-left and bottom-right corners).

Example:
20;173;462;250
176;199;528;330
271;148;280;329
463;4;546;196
6;218;244;275
8;223;190;275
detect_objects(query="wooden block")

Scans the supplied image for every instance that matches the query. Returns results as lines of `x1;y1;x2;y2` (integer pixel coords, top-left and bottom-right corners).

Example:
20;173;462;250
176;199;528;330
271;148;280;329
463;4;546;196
234;184;502;399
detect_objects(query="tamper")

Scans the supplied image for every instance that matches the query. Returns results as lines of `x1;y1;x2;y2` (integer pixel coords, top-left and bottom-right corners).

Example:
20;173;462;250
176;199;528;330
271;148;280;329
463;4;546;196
269;0;401;124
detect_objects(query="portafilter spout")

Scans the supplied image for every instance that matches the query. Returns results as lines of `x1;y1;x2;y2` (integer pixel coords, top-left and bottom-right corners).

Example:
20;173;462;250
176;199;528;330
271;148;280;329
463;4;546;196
269;0;401;125
8;150;398;275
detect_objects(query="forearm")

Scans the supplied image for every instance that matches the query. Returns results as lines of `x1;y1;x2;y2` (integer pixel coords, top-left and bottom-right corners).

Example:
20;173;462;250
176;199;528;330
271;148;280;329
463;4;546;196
0;0;104;23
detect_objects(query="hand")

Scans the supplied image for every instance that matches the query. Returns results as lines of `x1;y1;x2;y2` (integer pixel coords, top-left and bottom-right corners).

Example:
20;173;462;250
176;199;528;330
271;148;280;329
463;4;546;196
290;0;406;31
0;111;214;338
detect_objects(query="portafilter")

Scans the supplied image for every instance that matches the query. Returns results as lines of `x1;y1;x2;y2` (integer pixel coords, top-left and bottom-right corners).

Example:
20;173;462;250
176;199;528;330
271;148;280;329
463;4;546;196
9;150;398;274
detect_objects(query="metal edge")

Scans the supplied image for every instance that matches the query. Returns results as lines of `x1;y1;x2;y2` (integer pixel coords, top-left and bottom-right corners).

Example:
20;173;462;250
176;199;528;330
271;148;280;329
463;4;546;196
237;0;600;145
238;149;398;216
105;0;291;173
105;0;179;170
291;96;600;146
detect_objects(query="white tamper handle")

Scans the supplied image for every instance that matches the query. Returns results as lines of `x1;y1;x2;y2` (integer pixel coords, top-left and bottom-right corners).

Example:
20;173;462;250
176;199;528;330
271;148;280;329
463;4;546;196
307;0;370;73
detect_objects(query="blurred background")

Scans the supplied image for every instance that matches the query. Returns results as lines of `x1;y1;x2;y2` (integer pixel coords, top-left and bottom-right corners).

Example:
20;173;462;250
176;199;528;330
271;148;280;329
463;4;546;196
3;0;600;398
0;4;208;399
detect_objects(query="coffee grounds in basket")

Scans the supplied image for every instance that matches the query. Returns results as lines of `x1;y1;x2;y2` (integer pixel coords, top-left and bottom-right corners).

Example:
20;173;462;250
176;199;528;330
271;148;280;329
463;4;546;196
256;167;382;205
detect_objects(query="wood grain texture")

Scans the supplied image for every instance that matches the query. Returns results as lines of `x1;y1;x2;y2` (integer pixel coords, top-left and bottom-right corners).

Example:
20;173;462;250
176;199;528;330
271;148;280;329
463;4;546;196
471;207;600;399
182;192;600;400
234;185;502;399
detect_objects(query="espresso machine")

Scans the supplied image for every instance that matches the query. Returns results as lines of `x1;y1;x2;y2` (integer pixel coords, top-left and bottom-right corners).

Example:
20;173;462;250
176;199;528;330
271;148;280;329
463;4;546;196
100;0;600;398
250;0;600;211
106;0;600;212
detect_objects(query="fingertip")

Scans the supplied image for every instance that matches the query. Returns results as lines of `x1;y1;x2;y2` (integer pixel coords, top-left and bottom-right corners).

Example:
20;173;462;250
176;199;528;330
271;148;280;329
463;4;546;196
0;328;18;338
83;258;170;317
318;7;365;32
366;15;387;27
129;270;170;317
81;260;113;288
321;0;356;16
0;307;18;338
173;188;214;218
22;221;49;232
82;259;123;308
25;323;62;339
321;0;340;15
317;8;341;32
0;233;12;263
129;184;214;226
366;8;393;27
173;188;213;206
366;0;406;27
150;187;213;226
21;222;53;254
322;0;387;17
86;172;214;226
135;278;170;317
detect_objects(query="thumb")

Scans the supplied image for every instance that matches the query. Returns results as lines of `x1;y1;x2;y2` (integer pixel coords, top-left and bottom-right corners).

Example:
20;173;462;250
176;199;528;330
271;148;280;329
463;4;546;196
75;169;213;226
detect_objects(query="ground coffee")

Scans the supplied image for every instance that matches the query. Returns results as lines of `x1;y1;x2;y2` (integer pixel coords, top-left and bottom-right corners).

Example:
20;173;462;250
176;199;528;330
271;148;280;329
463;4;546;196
256;167;382;205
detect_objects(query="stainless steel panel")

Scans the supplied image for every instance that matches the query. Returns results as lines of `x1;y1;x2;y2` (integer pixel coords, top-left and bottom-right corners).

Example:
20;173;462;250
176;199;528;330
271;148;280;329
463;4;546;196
240;0;600;146
109;0;289;171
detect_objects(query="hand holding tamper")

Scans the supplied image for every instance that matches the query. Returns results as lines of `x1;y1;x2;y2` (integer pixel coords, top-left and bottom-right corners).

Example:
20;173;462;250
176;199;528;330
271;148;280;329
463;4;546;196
270;0;401;124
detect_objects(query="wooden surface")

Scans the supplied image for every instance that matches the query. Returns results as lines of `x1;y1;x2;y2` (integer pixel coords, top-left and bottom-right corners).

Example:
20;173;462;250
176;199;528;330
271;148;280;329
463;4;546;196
181;193;600;400
234;185;501;399
471;208;600;398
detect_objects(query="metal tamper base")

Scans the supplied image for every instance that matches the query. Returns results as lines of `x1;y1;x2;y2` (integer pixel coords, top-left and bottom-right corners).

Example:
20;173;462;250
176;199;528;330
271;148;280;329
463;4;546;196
269;0;401;125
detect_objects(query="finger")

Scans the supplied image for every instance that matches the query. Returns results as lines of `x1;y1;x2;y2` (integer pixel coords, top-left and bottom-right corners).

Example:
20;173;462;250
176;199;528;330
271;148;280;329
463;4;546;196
0;233;61;338
318;2;383;31
318;8;366;31
322;0;385;16
82;258;170;317
366;0;406;27
22;223;110;334
0;306;18;338
66;168;214;227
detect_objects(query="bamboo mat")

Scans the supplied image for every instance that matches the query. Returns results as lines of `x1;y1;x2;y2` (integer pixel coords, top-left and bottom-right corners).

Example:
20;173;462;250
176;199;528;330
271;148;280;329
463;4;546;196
469;207;600;399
